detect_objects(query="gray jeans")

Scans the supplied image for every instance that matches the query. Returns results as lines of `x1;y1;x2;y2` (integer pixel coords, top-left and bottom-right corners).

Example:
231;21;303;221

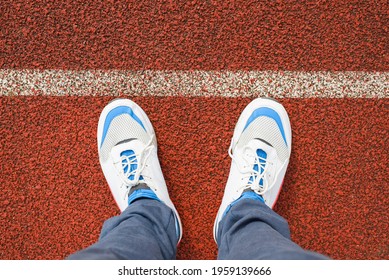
67;198;327;260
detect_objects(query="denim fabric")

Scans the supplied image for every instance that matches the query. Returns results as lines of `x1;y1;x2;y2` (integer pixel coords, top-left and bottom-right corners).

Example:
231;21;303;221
216;198;328;259
68;198;328;260
67;199;177;260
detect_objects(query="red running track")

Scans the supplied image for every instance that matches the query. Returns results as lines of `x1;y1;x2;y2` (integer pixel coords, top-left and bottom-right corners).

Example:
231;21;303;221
0;0;388;260
0;97;388;259
1;0;388;70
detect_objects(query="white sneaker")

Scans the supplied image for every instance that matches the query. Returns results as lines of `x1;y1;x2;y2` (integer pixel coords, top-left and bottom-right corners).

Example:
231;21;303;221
97;98;182;243
213;98;292;242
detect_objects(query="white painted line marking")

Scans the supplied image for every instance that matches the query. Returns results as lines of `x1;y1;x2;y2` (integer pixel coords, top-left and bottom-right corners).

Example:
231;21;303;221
0;70;388;97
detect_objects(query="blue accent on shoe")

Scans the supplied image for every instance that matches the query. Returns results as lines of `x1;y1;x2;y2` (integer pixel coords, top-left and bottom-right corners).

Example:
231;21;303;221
128;189;160;205
120;150;144;181
248;149;267;186
243;107;287;145
101;105;146;147
222;191;265;218
240;191;265;203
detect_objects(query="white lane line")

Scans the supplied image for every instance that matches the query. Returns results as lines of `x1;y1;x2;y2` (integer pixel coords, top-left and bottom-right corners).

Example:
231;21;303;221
0;70;388;97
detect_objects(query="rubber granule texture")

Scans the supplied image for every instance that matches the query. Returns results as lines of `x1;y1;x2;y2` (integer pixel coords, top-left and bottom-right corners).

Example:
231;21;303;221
0;96;388;260
1;0;388;70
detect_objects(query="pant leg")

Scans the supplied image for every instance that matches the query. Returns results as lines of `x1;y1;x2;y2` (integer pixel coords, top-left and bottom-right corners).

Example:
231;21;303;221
67;199;178;260
217;198;329;260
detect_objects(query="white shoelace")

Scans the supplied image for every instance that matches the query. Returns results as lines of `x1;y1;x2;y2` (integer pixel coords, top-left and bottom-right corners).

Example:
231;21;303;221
111;136;156;199
229;140;274;195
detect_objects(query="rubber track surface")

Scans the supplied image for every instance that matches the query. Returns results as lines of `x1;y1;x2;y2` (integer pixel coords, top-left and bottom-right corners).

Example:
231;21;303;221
1;0;388;70
1;0;388;260
1;97;388;259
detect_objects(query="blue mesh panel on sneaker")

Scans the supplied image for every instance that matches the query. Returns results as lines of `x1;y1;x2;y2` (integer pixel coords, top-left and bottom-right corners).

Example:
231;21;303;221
248;149;267;186
120;150;144;181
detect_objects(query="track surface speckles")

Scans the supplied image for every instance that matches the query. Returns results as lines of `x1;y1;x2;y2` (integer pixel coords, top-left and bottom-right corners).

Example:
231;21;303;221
1;97;388;259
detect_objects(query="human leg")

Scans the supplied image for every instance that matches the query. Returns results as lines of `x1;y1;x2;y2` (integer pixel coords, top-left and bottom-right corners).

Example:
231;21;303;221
216;197;327;259
67;198;178;260
214;98;327;260
67;99;182;259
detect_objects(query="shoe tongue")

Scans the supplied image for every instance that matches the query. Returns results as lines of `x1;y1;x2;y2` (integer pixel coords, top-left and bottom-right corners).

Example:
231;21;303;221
120;149;138;181
111;139;146;158
111;140;146;182
253;148;267;186
245;139;273;187
247;138;274;154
